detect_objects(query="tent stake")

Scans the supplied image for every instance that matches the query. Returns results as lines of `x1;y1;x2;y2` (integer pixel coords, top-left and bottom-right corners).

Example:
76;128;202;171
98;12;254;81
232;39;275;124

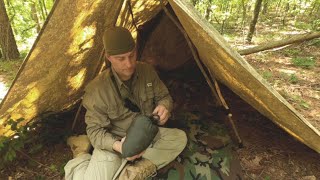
160;0;242;147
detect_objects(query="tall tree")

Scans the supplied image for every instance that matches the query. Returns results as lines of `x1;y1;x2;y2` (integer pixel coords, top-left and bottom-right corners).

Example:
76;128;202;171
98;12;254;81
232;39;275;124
262;0;268;14
38;0;47;21
30;1;41;33
246;0;263;43
0;0;19;60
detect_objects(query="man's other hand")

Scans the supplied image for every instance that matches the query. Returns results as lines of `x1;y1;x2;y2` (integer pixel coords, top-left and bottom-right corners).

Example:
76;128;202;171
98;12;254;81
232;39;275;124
153;104;170;125
112;136;126;153
112;137;146;161
126;150;145;161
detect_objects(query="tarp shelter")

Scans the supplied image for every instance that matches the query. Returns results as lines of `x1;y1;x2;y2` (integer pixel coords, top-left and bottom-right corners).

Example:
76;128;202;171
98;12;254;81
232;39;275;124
0;0;319;153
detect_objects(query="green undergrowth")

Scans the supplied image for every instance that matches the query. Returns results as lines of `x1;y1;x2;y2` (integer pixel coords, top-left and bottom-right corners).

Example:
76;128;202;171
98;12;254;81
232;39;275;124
291;57;316;69
280;90;311;110
0;112;72;173
291;95;311;110
288;74;299;84
283;48;301;57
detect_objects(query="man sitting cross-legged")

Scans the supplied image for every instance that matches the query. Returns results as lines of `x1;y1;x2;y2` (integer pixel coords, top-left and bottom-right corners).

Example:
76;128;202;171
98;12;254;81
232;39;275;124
64;26;187;180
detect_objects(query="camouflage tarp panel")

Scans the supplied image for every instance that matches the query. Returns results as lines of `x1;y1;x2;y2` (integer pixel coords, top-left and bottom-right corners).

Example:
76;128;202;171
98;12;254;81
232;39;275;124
156;112;242;180
168;0;320;153
0;0;123;136
0;0;167;137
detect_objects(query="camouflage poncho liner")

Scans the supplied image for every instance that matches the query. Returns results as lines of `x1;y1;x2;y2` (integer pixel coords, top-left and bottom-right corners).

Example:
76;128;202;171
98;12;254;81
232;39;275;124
153;111;243;180
146;64;243;179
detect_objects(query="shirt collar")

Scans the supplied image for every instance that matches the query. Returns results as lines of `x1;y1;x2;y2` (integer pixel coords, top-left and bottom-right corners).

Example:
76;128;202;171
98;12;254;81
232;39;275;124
111;67;139;88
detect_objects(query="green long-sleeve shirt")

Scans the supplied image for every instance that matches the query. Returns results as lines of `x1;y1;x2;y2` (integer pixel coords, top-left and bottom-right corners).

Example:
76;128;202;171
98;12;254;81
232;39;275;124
83;62;173;152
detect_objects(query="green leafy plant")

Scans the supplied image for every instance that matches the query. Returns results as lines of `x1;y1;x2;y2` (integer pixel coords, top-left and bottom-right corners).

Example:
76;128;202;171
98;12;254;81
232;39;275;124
264;175;271;180
0;118;26;168
284;48;300;56
49;164;58;171
262;70;273;80
290;95;311;110
300;100;310;109
309;39;320;47
289;74;299;84
0;112;72;170
311;19;320;31
291;57;316;69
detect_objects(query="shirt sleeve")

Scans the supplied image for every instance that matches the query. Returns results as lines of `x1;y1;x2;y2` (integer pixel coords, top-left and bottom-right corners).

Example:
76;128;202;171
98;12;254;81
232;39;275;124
148;65;173;113
82;90;118;152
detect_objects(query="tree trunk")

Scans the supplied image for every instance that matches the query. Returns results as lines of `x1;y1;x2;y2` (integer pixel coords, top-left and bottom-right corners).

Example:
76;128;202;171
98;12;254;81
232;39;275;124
241;0;247;24
38;0;46;21
281;3;290;26
262;0;268;14
0;0;19;60
30;2;41;33
41;0;48;16
239;32;320;55
205;5;211;21
246;0;263;43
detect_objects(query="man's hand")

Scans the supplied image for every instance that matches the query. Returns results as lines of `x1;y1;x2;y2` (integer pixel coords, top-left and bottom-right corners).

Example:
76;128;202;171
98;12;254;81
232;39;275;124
126;150;145;161
112;137;126;153
153;104;170;125
112;137;146;161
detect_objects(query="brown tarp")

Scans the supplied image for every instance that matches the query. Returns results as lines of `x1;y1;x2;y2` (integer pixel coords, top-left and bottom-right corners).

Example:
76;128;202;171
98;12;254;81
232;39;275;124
0;0;319;153
0;0;124;135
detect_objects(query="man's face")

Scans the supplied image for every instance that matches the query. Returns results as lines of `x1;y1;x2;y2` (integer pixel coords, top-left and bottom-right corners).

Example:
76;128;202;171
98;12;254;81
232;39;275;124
107;49;137;81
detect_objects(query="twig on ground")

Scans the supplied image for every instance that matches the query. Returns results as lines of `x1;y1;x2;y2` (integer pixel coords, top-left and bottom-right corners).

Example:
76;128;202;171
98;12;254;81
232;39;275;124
245;171;256;180
17;167;42;176
16;149;48;168
48;173;62;179
258;168;265;178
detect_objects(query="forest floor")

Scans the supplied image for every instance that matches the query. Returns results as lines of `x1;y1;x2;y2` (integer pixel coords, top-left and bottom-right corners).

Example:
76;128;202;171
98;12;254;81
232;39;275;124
228;26;320;132
224;22;320;179
0;28;319;179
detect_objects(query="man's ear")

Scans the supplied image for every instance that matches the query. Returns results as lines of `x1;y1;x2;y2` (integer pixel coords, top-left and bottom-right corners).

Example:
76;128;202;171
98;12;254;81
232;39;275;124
105;54;112;68
105;54;111;62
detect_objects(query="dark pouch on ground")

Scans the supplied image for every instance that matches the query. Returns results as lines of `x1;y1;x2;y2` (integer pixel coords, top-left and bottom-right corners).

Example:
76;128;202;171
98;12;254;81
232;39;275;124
122;115;159;158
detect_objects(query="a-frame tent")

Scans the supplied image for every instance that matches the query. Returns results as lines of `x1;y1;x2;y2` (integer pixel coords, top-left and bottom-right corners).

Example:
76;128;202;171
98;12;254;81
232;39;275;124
0;0;319;153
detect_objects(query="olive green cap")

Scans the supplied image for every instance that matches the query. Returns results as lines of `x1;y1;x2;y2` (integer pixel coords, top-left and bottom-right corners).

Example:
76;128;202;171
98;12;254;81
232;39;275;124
103;26;135;55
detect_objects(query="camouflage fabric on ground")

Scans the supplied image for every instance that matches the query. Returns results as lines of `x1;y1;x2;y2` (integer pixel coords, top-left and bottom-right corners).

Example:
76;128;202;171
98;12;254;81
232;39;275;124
154;111;243;180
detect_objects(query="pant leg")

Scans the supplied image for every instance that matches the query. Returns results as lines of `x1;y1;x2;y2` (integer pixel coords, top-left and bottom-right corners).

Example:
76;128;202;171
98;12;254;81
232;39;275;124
64;154;91;180
64;149;123;180
84;149;122;180
142;127;187;169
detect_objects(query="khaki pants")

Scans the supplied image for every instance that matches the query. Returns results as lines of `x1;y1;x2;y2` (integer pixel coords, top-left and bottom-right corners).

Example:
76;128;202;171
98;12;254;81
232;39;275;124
64;128;187;180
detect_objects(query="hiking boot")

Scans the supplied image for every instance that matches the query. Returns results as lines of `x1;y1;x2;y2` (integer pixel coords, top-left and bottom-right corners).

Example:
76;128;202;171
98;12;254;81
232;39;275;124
119;158;157;180
67;135;91;158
